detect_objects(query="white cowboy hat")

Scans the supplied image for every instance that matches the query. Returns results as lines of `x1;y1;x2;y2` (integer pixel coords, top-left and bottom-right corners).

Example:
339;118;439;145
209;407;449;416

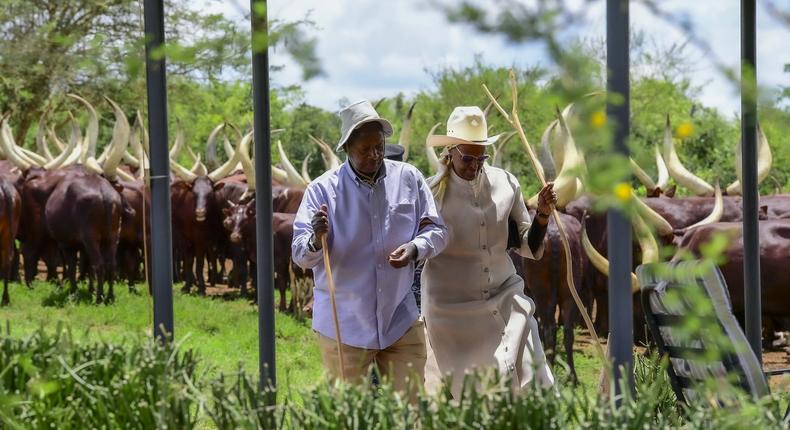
335;100;393;152
427;106;502;147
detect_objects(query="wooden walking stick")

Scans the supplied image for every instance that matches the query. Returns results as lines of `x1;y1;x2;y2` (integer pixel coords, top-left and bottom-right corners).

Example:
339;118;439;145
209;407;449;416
320;234;346;381
483;71;612;385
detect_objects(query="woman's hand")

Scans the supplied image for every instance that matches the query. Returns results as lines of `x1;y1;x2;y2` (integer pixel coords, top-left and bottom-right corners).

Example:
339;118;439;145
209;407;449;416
536;182;556;224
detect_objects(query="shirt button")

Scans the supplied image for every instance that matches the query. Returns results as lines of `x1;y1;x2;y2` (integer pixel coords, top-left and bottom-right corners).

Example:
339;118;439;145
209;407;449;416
484;267;489;272
480;221;485;226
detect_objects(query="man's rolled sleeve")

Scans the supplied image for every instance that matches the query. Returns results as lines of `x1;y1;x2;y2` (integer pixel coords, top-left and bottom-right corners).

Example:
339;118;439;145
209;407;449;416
411;172;448;261
292;185;325;269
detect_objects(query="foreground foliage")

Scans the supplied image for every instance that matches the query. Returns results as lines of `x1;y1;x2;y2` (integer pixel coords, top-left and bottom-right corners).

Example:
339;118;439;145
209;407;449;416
1;327;787;429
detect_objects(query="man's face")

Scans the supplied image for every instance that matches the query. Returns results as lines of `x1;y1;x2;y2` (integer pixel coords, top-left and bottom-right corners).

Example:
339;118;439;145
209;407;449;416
346;123;385;176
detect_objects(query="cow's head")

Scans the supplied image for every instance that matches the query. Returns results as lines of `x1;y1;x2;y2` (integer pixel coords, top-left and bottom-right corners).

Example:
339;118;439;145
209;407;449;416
192;176;215;222
223;199;255;244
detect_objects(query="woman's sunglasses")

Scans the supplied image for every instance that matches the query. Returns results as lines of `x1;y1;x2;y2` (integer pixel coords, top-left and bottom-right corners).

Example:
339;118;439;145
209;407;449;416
453;147;489;164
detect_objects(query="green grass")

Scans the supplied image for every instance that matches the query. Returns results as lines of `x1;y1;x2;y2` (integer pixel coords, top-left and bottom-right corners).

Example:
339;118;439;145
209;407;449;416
0;281;323;400
1;281;609;400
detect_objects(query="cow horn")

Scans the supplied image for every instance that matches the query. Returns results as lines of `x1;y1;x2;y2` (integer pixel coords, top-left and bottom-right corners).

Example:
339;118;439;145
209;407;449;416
185;145;198;165
225;122;244;171
45;124;78;169
190;154;208;176
683;182;723;232
655;146;669;191
130;114;148;180
425;122;442;174
630;157;657;193
63;113;85;167
36;113;54;161
277;140;307;188
101;97;130;180
552;107;584;209
634;193;674;236
581;215;640;293
1;119;44;167
0;117;32;170
398;102;415;161
238;131;255;191
207;128;244;182
170;159;197;182
169;120;185;160
308;134;341;171
633;213;659;264
205;123;225;171
17;147;48;167
301;153;312;183
66;94;99;159
492;131;517;169
663;114;714;196
538;120;559;181
136;110;150;155
726;122;773;195
272;165;288;184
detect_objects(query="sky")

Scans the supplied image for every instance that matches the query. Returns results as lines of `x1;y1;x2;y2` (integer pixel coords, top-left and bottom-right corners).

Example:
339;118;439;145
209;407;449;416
211;0;788;117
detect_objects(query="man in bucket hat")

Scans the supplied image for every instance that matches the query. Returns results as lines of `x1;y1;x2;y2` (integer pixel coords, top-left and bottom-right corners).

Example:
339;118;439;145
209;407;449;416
292;100;447;396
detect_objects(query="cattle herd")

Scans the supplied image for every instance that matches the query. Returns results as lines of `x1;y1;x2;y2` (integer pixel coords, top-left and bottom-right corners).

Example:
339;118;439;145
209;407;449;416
0;96;788;380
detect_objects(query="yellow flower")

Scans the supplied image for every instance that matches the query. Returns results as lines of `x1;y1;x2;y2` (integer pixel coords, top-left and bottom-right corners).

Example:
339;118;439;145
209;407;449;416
613;182;632;202
591;110;606;128
676;122;694;139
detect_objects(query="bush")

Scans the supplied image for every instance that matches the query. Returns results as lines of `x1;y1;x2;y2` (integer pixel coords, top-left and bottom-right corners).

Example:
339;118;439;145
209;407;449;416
1;325;787;429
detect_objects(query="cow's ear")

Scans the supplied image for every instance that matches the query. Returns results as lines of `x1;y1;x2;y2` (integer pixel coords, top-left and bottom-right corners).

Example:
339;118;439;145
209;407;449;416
646;187;659;198
665;185;677;198
214;182;226;191
759;205;768;220
222;207;231;217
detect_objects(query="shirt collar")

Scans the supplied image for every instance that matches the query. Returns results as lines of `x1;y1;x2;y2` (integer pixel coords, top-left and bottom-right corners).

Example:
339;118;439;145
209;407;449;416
346;160;388;187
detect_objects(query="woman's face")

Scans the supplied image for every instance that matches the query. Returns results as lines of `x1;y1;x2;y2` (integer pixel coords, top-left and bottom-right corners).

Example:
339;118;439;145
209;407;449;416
449;144;487;181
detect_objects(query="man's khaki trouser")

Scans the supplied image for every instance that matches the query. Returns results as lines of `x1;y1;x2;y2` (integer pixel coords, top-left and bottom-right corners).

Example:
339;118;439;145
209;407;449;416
317;318;426;397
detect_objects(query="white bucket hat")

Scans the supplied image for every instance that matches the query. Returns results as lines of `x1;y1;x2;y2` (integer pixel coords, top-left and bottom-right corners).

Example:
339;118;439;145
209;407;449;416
336;100;393;152
427;106;502;147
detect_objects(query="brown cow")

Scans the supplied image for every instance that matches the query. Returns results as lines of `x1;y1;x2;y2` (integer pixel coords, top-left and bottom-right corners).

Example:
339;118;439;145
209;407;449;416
19;165;92;286
676;219;790;345
0;177;21;306
512;211;586;382
117;180;149;290
45;174;123;304
762;194;790;220
171;176;223;296
223;199;310;309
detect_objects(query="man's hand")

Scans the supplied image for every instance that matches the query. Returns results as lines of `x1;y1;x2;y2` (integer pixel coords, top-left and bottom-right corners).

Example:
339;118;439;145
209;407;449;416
310;204;329;250
388;243;417;268
536;182;556;225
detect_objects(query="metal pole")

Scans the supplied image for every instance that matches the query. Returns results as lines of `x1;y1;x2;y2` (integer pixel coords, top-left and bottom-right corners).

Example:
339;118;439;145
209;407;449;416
143;0;174;342
251;0;276;395
606;0;634;396
740;0;761;364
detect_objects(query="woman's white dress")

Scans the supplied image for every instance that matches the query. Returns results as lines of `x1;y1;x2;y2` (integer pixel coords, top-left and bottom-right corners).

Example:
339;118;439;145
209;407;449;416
422;165;555;397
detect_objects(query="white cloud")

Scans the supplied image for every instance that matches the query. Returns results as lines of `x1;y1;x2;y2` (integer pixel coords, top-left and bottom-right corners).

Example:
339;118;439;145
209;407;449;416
204;0;787;115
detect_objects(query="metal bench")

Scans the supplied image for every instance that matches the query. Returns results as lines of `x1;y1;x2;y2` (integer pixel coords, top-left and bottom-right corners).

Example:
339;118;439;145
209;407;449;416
636;260;789;422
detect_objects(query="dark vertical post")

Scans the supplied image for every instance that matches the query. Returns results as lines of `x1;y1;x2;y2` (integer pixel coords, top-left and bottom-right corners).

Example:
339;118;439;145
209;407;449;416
606;0;633;396
143;0;174;342
741;0;761;363
251;0;276;394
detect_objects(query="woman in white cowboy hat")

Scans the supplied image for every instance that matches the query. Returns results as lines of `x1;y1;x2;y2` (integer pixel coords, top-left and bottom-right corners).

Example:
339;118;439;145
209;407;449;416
422;106;557;398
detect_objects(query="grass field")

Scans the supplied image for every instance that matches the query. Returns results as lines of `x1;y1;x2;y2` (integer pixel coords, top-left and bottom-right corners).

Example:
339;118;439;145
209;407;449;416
0;280;606;396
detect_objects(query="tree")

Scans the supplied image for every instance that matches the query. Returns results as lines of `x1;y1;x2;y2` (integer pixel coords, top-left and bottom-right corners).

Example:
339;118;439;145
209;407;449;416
0;0;321;147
